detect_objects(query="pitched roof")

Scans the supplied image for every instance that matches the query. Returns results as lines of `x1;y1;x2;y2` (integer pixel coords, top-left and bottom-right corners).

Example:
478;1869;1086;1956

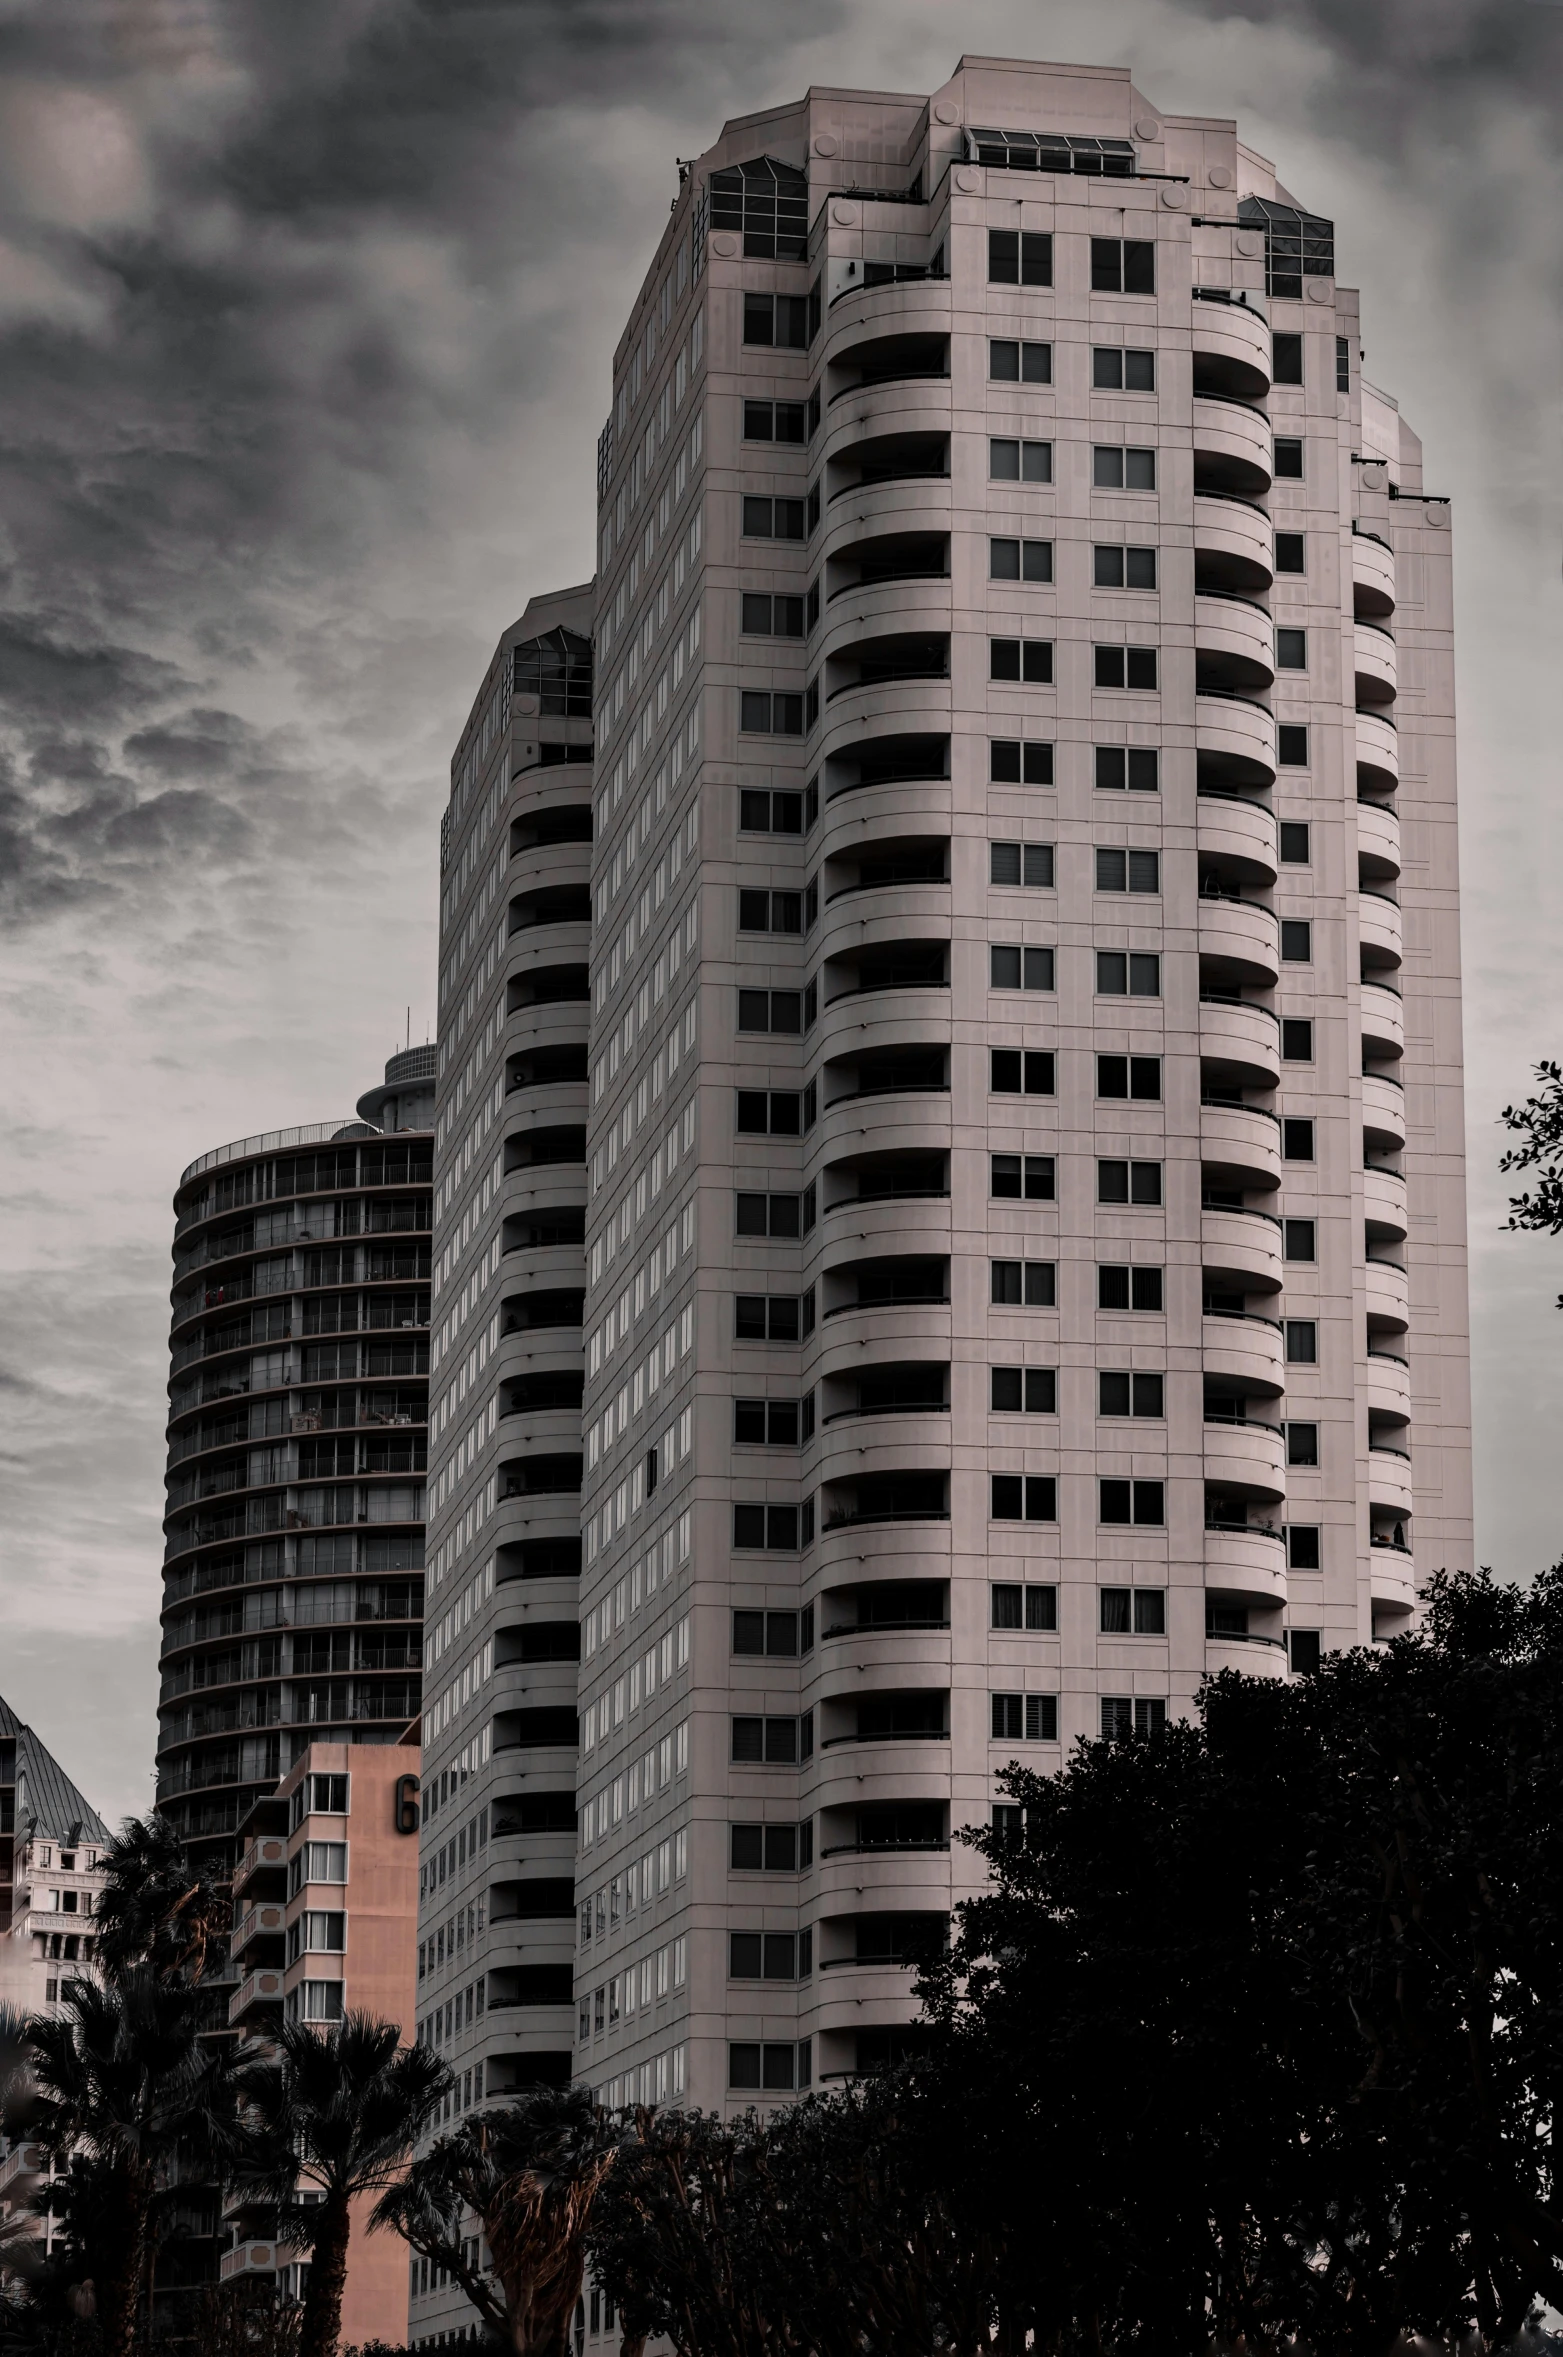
0;1696;111;1847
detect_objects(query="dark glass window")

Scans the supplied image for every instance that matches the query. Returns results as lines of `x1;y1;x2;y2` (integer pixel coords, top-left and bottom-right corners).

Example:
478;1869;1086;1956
512;627;592;717
712;157;809;260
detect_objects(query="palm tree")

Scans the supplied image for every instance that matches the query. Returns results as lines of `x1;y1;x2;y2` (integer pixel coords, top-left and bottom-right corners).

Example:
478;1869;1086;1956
373;2085;618;2357
230;2012;447;2357
23;1966;238;2357
93;1813;230;1985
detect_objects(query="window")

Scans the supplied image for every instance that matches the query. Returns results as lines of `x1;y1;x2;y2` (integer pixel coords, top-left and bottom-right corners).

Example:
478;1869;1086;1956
1091;238;1155;293
1099;1371;1164;1417
1282;1018;1313;1061
991;1693;1060;1741
991;1260;1056;1306
730;1822;812;1871
734;1397;811;1445
738;987;812;1035
743;291;809;348
1287;1525;1322;1570
991;1581;1057;1627
738;890;802;936
1098;1159;1162;1206
1279;821;1310;862
731;1714;812;1763
1286;1422;1319;1467
1095;951;1160;996
990;841;1054;887
1097;1054;1161;1100
1095;747;1159;792
742;399;808;444
1283;1218;1316;1262
1100;1586;1167;1632
513;626;592;717
1094;847;1159;893
289;1911;346;1959
991;1153;1055;1201
988;229;1053;286
737;1090;806;1136
736;1293;814;1342
989;1049;1054;1096
736;1191;814;1240
740;594;805;640
739;789;806;838
1289;1627;1323;1674
1094;646;1158;690
740;691;804;737
304;1774;348;1819
713;158;809;260
1098;1265;1163;1311
991;638;1054;683
1284;1320;1317;1364
1094;545;1158;590
1276;629;1308;671
990;739;1054;785
729;2041;809;2090
989;438;1053;483
1336;336;1351;393
732;1506;807;1552
989;945;1055;991
990;1474;1056;1522
1274;533;1305;576
1093;447;1156;491
990;537;1054;582
1277;724;1309;767
299;1842;348;1885
732;1607;808;1653
1280;920;1312;962
1099;1477;1164;1529
990;1367;1056;1414
1092;347;1155;390
1283;1118;1315;1161
292;1980;344;2024
1272;332;1303;386
741;495;805;540
1273;437;1304;478
990;338;1052;382
1102;1697;1166;1737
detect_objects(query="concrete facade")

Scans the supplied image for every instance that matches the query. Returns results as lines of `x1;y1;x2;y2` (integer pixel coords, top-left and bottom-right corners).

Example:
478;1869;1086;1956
416;52;1468;2344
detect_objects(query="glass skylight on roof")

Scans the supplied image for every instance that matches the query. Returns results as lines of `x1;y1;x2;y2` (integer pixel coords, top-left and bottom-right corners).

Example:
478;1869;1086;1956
1237;197;1334;297
709;157;809;262
968;129;1137;177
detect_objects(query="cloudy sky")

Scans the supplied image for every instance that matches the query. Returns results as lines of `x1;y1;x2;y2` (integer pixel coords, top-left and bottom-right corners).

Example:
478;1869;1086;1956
1;0;1560;1825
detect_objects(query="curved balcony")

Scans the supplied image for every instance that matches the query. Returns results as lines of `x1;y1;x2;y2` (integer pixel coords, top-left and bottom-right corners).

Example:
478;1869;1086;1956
1201;1205;1283;1293
1200;1098;1282;1190
1193;492;1274;596
820;376;953;469
1203;1417;1286;1501
1364;1166;1409;1246
1192;395;1273;497
826;428;951;506
1353;621;1398;707
1198;897;1280;994
822;274;954;348
1192;297;1272;399
1364;1257;1410;1332
1196;693;1276;791
502;1000;592;1066
1194;592;1276;696
1361;981;1405;1063
825;530;951;607
1202;1309;1284;1393
1366;1348;1411;1423
1199;995;1281;1088
1356;710;1399;794
826;329;950;404
1196;792;1278;886
1351;529;1396;618
1204;1631;1288;1680
1368;1445;1414;1517
1202;1522;1288;1604
1356;798;1401;884
1369;1546;1416;1616
1361;1074;1407;1153
811;1512;953;1590
1359;889;1403;975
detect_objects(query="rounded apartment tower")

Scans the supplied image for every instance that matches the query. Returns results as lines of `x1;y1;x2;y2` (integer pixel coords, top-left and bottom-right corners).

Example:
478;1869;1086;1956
157;1053;434;1875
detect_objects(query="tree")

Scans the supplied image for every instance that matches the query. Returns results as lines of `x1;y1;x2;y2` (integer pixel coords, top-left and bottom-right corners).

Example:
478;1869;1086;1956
230;2013;446;2357
374;2085;616;2357
21;1968;239;2357
93;1815;230;1987
585;2107;774;2357
914;1567;1563;2357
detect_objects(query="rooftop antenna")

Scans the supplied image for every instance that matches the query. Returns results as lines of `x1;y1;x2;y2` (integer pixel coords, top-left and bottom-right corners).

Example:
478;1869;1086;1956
406;1007;411;1050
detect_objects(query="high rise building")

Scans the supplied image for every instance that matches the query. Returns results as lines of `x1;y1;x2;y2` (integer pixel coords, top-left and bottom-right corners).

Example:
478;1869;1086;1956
419;55;1469;2311
158;1051;435;1878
